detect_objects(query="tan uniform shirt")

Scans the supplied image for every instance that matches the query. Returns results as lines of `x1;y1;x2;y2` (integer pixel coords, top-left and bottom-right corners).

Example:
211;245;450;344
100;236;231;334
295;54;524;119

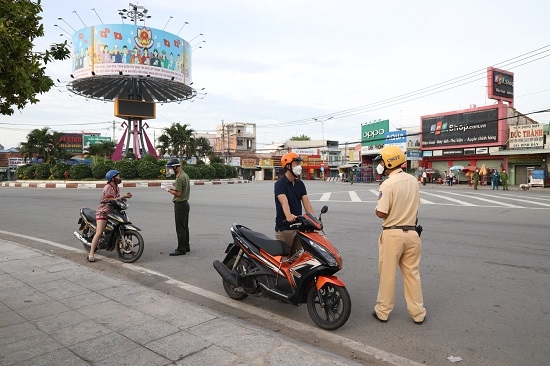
376;168;420;227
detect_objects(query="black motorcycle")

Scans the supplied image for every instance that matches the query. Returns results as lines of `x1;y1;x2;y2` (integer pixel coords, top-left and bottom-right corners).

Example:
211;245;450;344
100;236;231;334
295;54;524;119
73;199;144;263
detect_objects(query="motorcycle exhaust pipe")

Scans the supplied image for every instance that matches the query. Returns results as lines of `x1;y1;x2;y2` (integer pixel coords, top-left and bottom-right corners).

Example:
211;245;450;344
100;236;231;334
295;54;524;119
213;260;238;287
74;231;91;250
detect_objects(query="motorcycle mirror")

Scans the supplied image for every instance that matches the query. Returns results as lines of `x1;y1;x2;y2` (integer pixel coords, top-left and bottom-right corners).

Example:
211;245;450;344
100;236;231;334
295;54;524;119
321;205;328;214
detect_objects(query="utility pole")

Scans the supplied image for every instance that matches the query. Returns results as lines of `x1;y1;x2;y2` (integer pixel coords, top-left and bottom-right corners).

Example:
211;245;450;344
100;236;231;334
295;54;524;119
221;119;225;163
112;120;116;141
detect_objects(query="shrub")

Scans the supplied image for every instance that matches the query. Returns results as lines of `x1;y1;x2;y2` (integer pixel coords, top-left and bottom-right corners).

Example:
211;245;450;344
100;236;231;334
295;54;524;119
23;165;37;180
92;162;113;180
52;162;71;179
182;165;200;179
211;163;227;179
227;166;238;178
70;164;93;180
141;154;158;163
35;164;52;180
137;161;159;179
198;165;215;180
113;160;137;179
16;164;32;179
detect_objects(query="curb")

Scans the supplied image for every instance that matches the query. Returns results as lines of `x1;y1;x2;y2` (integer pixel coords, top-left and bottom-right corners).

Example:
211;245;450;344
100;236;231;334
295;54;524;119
0;180;250;189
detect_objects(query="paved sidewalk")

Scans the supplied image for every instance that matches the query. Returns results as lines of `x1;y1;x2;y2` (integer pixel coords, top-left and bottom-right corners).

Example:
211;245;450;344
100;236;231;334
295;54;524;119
0;239;363;366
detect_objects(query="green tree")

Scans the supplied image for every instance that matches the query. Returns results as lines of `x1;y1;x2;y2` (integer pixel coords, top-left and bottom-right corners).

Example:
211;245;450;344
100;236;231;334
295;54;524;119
86;140;116;159
190;136;213;164
290;134;310;141
0;0;71;115
156;123;195;161
19;127;52;163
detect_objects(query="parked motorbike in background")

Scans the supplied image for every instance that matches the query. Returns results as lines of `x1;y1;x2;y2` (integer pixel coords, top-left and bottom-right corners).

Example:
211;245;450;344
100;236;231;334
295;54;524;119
213;205;351;330
73;199;144;263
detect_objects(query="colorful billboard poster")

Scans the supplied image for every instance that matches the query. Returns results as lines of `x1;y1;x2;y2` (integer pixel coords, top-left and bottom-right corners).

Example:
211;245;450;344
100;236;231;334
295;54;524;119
361;120;389;147
71;24;192;84
58;133;83;155
384;130;407;151
487;67;513;102
508;124;544;149
421;108;499;148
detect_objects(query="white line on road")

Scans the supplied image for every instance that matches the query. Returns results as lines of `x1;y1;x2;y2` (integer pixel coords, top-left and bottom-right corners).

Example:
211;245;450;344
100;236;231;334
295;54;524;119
420;191;477;206
348;191;362;202
434;191;525;208
319;192;331;201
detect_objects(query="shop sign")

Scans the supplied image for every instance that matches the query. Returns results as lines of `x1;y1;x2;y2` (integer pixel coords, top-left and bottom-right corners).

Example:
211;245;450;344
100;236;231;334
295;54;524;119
421;108;498;147
509;124;544;149
361;120;389;147
241;158;257;168
476;147;488;154
406;151;422;161
442;149;463;156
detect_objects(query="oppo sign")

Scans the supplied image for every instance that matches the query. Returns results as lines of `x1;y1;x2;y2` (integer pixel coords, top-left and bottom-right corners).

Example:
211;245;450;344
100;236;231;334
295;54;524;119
361;120;390;147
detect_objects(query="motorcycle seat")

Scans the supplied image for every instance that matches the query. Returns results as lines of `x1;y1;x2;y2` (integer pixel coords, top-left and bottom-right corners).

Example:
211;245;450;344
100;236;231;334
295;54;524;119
239;227;289;256
82;208;96;223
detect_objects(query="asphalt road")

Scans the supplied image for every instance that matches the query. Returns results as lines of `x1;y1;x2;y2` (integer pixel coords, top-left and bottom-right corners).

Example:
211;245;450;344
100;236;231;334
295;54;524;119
1;181;549;365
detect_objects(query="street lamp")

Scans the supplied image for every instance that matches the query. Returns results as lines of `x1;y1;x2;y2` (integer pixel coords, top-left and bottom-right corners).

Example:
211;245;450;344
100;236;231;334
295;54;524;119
118;3;151;25
313;117;333;180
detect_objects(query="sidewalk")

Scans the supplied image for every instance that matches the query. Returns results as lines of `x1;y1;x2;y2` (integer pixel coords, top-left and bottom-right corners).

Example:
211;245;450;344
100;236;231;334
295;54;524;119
0;179;250;189
0;239;362;366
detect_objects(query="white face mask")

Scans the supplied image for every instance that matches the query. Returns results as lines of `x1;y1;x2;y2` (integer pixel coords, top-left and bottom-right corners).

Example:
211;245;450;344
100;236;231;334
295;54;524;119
168;168;175;176
376;163;385;175
292;165;302;176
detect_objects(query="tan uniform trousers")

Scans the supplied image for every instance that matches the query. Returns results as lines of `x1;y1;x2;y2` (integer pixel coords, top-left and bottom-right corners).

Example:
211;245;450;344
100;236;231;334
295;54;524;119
275;230;302;256
375;229;426;322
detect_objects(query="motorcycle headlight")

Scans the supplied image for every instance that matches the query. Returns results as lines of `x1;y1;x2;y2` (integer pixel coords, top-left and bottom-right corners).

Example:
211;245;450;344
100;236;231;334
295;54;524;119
308;239;338;267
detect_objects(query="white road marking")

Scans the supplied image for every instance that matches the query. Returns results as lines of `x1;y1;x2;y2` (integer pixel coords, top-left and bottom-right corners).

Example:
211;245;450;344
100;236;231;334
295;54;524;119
420;191;477;206
434;191;525;208
320;192;331;201
348;191;362;202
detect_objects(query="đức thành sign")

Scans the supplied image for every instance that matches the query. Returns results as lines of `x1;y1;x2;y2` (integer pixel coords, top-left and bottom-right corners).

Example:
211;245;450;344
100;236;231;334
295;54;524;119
508;124;543;149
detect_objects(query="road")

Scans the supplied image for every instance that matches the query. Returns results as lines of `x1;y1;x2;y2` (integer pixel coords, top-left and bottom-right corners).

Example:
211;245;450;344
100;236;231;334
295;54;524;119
1;181;549;365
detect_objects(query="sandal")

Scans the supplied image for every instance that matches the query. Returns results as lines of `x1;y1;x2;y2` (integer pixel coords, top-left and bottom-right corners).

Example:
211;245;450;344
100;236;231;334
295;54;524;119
86;256;96;262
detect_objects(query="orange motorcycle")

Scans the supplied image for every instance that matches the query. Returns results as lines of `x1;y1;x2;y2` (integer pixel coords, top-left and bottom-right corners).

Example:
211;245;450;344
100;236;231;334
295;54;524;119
213;206;351;330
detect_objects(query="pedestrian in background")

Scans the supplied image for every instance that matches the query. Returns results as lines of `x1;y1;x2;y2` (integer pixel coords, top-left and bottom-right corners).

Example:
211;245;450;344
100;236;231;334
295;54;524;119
421;170;427;186
372;145;426;325
500;170;509;190
473;169;480;190
165;158;191;256
491;170;500;190
349;169;354;185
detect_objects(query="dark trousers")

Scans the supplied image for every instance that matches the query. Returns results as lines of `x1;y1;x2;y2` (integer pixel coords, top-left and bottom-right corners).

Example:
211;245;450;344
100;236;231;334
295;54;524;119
174;201;190;251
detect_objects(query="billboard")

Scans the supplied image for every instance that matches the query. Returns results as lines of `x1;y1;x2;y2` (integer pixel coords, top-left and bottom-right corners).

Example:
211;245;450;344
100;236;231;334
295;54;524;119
384;130;407;151
83;135;111;152
71;24;192;84
487;67;513;102
58;133;83;155
509;124;544;149
361;120;389;147
421;108;499;148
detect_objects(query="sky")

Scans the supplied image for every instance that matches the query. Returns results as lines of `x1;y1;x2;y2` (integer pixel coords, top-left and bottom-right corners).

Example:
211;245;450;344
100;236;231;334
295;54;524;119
2;0;550;150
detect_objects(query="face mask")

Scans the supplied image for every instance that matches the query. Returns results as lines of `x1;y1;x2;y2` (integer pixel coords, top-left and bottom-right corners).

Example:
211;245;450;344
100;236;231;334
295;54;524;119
114;177;122;184
292;165;302;176
168;168;175;176
376;163;385;175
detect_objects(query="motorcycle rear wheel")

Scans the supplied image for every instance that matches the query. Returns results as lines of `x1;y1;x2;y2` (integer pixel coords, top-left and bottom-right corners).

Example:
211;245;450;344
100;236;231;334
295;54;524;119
116;229;144;263
307;283;351;330
222;256;248;300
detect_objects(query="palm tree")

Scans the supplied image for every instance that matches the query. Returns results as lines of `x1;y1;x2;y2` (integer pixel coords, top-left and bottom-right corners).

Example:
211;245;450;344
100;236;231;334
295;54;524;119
156;123;196;161
19;127;52;163
192;136;213;163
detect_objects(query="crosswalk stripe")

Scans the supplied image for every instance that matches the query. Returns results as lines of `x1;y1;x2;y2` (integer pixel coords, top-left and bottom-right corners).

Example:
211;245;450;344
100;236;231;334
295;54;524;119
474;193;550;207
348;191;362;202
420;191;477;206
435;191;525;208
320;193;331;201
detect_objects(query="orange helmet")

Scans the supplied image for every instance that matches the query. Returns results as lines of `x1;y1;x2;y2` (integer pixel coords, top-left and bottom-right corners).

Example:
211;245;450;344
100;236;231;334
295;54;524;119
281;152;303;169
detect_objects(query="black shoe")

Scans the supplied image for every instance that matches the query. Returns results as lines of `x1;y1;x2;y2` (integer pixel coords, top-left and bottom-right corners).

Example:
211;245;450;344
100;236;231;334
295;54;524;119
185;247;190;253
169;250;186;256
372;311;387;323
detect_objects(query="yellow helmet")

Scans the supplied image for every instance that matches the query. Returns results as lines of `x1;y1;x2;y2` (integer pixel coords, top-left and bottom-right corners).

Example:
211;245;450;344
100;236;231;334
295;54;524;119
374;145;406;169
281;152;303;169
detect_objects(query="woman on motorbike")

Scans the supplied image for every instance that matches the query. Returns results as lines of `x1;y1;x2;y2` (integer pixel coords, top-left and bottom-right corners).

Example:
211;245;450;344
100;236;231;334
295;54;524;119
87;170;132;262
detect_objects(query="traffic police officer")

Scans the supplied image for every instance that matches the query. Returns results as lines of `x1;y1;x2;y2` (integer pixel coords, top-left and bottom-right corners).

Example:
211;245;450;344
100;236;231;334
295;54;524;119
372;145;426;324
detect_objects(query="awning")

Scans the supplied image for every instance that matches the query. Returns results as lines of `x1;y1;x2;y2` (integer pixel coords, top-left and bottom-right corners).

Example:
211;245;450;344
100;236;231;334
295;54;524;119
338;163;360;169
490;149;550;156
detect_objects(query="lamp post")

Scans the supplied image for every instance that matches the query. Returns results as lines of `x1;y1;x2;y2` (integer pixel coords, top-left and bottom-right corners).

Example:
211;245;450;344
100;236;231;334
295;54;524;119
313;117;333;180
118;3;151;25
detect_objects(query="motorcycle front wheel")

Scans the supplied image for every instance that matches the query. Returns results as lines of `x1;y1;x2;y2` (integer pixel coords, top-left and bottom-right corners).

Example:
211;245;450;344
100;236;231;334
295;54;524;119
307;283;351;330
222;256;248;300
116;229;144;263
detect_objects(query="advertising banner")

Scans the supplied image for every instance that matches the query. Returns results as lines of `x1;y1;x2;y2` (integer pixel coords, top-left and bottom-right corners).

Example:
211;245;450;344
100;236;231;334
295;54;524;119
487;67;513;102
72;24;192;84
421;108;498;148
361;120;389;147
83;135;111;152
384;130;407;151
58;133;83;155
508;124;544;149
